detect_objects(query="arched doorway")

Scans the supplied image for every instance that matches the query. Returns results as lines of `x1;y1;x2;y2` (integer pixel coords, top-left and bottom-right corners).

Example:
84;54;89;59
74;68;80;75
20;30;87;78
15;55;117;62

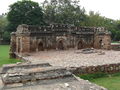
77;41;83;49
38;42;44;51
58;40;64;50
99;39;103;49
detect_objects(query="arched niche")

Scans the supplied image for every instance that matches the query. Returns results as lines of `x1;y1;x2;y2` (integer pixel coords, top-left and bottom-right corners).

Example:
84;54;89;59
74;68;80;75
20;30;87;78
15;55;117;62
99;39;103;49
57;39;67;50
38;42;44;51
77;40;83;49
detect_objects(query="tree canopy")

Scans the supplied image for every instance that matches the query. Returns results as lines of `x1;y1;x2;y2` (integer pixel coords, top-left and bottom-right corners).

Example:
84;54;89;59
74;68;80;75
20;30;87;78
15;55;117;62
7;0;44;32
42;0;86;26
0;15;8;32
0;15;9;41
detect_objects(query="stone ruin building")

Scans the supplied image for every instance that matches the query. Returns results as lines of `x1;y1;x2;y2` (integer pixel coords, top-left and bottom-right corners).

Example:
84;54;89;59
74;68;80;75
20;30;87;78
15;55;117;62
10;24;111;58
0;24;111;90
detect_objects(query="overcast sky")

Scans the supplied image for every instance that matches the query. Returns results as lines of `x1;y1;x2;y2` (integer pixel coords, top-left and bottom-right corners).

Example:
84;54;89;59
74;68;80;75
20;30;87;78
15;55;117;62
0;0;120;20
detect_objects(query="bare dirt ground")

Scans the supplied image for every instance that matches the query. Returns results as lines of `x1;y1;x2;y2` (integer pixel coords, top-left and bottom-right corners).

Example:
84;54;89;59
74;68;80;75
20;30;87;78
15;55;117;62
25;49;120;67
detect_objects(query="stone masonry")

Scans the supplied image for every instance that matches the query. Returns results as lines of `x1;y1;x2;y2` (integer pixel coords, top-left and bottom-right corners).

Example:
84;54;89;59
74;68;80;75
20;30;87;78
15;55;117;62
10;24;111;58
0;63;107;90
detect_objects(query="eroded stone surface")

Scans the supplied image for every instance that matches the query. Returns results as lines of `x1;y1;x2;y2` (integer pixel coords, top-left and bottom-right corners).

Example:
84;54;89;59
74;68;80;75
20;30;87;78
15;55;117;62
1;66;71;85
10;24;111;58
0;63;51;74
0;63;107;90
0;76;107;90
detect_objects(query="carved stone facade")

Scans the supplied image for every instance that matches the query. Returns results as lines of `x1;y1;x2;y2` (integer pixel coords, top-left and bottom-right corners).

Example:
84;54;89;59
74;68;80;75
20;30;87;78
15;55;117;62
10;24;111;58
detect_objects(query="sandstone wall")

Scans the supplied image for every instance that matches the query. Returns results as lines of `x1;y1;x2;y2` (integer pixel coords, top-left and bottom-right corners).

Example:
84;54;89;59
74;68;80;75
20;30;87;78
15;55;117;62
70;63;120;74
10;24;111;57
102;34;111;50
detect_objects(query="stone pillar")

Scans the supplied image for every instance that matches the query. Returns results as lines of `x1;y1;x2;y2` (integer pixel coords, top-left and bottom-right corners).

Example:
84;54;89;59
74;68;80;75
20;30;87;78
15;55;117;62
94;35;101;49
94;33;111;50
102;34;111;50
21;36;30;53
9;32;16;58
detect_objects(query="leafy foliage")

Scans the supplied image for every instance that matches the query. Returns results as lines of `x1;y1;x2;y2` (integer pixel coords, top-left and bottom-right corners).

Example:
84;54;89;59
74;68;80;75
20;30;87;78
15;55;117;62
42;0;86;26
7;0;44;32
0;15;9;41
0;15;8;32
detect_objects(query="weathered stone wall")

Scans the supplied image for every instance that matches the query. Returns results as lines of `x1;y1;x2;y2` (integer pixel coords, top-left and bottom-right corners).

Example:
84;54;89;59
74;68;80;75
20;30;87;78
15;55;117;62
21;36;30;53
94;35;102;49
94;35;111;50
102;34;111;50
9;32;16;58
70;63;120;74
15;36;30;53
10;24;111;58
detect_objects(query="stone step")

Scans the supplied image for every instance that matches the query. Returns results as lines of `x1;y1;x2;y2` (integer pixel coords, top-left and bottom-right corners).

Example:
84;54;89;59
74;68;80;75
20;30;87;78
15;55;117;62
1;66;72;85
0;63;51;74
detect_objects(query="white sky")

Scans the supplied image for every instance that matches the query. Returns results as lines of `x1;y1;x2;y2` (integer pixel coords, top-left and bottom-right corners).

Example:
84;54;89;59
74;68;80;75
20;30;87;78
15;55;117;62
0;0;120;20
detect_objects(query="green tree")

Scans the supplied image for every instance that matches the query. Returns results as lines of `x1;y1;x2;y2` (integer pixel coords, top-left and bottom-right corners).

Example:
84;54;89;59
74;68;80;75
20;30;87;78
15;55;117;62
0;15;8;32
42;0;86;26
7;0;44;32
0;14;8;41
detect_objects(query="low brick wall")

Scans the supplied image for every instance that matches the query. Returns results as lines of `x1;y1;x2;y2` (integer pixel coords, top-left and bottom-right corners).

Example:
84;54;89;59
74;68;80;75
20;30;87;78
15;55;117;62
69;63;120;74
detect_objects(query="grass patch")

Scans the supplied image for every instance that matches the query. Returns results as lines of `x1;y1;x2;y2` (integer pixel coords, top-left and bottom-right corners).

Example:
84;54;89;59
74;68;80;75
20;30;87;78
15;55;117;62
0;45;21;66
78;72;107;80
78;72;120;90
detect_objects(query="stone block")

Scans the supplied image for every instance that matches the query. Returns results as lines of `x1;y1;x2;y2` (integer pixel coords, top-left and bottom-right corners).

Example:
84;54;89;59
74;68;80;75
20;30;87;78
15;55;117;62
1;66;72;85
0;63;51;74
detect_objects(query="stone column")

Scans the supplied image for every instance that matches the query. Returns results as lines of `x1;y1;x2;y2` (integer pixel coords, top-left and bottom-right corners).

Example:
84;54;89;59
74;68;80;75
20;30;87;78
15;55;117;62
102;34;111;50
21;36;30;53
9;32;16;58
94;35;101;49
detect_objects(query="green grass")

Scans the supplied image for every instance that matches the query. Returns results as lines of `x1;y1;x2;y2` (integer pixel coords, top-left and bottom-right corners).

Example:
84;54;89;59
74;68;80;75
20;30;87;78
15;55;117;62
0;45;21;66
78;73;120;90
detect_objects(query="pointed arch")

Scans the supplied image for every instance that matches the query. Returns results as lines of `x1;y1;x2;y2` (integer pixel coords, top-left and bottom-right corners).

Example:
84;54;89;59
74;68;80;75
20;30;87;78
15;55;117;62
58;40;64;50
77;40;83;49
99;39;103;49
38;42;44;51
57;38;67;50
